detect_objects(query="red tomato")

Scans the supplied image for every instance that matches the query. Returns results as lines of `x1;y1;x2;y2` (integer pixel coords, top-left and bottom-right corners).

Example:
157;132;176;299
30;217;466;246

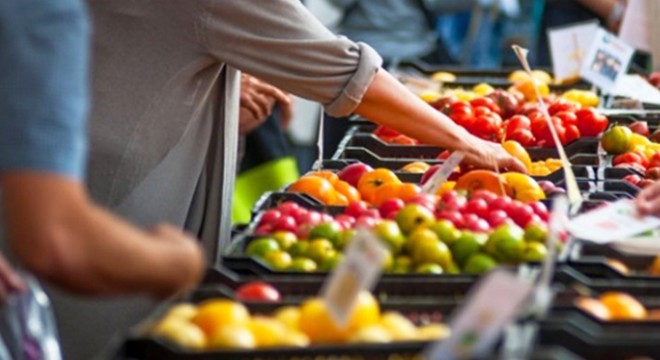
548;100;579;115
623;174;642;186
576;108;609;137
444;101;474;126
236;282;281;302
564;124;580;145
555;111;578;127
649;152;660;168
390;135;418;145
374;125;400;138
504;115;532;137
509;129;536;147
474;106;492;117
470;97;501;115
613;152;647;168
473;113;503;142
527;109;547;125
532;117;566;147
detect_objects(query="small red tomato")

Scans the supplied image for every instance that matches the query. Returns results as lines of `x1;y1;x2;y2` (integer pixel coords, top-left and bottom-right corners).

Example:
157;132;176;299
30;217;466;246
576;108;609;137
548;100;579;115
444;101;474;126
509;129;536;147
564;124;580;145
613;152;646;167
623;174;642;186
649;152;660;169
629;121;650;137
470;97;502;115
554;111;578;127
236;282;281;302
504;115;532;137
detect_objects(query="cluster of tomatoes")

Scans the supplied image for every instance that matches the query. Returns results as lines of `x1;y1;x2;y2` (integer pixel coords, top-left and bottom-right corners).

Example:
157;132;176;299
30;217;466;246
436;95;609;148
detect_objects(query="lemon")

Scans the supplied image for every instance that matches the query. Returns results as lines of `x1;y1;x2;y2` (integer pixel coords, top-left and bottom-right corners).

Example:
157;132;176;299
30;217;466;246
416;323;451;341
349;324;393;343
274;306;301;330
380;312;417;341
249;316;287;347
208;324;256;349
150;317;206;350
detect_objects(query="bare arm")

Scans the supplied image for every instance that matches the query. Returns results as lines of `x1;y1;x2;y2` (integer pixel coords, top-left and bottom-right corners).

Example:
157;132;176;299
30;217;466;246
2;173;205;298
576;0;626;31
355;71;527;172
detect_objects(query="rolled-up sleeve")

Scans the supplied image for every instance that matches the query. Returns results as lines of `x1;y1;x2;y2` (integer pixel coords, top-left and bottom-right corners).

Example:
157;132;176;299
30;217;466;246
0;0;89;179
200;0;382;117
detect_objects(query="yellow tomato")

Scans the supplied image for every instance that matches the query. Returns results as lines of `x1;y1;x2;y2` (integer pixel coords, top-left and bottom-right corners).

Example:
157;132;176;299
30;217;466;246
473;83;494;96
629;133;651;149
501;172;546;202
249;317;288;347
431;71;457;82
419;91;441;103
435;181;456;196
192;299;250;337
150;317;207;350
401;161;431;173
562;89;599;107
274;306;301;330
502;140;533;171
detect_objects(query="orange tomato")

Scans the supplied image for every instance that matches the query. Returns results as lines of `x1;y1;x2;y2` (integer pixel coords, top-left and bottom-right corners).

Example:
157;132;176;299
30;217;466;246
575;297;611;321
371;182;401;207
502;140;532;171
398;183;421;202
192;299;250;337
599;292;647;320
401;162;431;174
289;176;337;205
513;78;549;102
306;171;339;185
357;169;401;203
333;180;361;203
330;193;349;206
454;170;508;196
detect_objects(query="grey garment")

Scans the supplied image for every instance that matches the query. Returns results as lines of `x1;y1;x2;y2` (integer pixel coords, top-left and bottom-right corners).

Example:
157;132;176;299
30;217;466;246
53;1;381;359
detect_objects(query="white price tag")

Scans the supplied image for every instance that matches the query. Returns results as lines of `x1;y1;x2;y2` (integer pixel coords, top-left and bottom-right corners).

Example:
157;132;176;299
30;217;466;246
580;28;635;93
321;229;388;327
567;199;660;243
548;20;599;81
613;75;660;106
421;151;465;195
426;270;533;360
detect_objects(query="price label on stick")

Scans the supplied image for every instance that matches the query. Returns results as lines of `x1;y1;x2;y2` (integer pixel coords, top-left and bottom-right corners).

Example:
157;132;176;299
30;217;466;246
580;28;634;94
567;199;660;244
512;45;582;206
425;270;533;360
422;151;465;195
321;229;388;327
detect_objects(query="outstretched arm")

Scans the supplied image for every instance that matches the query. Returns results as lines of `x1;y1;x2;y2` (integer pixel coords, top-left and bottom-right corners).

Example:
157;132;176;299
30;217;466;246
2;173;205;298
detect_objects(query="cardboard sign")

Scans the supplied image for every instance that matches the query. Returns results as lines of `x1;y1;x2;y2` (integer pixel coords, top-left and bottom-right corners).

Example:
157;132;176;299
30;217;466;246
619;0;649;51
567;199;660;243
426;270;533;360
580;28;635;93
321;229;388;327
548;21;599;81
422;151;465;195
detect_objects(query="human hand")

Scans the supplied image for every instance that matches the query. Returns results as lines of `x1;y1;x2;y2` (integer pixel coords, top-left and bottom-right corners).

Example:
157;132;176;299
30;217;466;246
0;253;25;302
464;139;528;173
149;224;205;298
279;94;294;130
636;182;660;216
239;75;292;134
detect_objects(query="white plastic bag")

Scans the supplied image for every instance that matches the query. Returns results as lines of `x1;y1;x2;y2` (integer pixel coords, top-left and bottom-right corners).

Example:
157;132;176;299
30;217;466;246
1;274;62;360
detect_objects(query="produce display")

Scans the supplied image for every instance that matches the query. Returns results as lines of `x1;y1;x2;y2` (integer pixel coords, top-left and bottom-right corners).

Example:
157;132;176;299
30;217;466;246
124;67;660;360
148;292;450;351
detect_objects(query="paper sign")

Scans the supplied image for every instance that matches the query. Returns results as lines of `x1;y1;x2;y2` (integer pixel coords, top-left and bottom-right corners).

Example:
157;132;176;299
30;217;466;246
426;270;533;360
580;28;635;93
613;75;660;106
548;21;599;81
567;199;660;243
619;0;649;51
422;151;465;194
321;229;388;327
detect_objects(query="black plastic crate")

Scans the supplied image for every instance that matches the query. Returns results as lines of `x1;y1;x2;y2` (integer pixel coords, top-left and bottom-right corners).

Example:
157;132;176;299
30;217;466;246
566;242;658;282
119;288;454;360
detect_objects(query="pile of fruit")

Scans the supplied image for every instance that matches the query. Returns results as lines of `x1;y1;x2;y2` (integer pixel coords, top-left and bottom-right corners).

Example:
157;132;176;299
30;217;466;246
575;292;658;321
601;123;660;189
250;185;551;274
148;292;450;350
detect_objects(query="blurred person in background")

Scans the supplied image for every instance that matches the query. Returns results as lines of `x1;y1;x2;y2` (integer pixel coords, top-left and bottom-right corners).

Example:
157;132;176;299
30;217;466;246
536;0;627;66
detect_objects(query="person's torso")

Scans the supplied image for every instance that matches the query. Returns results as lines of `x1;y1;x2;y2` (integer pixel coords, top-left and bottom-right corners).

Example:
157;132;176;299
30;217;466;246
338;0;436;61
